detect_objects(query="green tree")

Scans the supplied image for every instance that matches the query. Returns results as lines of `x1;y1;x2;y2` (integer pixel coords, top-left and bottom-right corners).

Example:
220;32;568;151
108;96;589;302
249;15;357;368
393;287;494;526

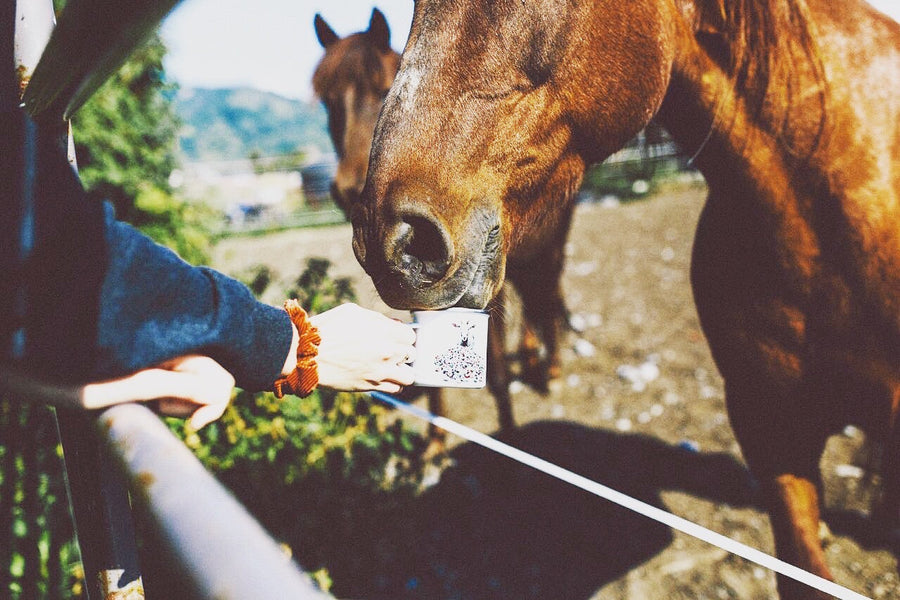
72;35;212;264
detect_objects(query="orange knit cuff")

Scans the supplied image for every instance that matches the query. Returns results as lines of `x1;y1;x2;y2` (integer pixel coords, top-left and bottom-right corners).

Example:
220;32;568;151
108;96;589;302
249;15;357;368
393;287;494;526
273;300;322;398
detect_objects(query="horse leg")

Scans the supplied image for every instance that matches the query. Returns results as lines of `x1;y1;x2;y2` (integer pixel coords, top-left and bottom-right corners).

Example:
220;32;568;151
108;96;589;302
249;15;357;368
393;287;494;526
765;473;834;600
518;317;544;387
726;383;833;600
873;397;900;533
509;254;567;393
487;289;514;432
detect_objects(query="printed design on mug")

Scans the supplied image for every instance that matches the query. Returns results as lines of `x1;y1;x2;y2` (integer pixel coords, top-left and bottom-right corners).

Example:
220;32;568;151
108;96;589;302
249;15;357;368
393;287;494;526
432;320;485;383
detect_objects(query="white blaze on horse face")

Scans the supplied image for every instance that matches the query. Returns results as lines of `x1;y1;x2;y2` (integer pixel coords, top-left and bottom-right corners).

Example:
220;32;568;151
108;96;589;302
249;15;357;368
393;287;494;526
391;64;424;115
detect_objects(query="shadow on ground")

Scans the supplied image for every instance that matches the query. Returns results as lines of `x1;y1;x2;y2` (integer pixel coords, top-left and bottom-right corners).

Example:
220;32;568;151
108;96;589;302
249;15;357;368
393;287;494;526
323;420;759;599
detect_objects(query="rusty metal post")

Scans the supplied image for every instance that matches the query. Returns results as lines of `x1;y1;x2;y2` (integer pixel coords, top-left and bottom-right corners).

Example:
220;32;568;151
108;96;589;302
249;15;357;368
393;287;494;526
54;415;146;599
100;403;334;600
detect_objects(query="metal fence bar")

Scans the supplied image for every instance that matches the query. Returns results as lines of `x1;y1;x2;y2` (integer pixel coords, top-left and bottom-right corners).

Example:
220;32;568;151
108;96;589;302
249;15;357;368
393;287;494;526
99;403;333;600
55;411;145;599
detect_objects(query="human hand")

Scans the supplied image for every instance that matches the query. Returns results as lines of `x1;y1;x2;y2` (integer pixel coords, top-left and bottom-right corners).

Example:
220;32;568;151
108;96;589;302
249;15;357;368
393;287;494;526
82;355;236;429
309;303;416;393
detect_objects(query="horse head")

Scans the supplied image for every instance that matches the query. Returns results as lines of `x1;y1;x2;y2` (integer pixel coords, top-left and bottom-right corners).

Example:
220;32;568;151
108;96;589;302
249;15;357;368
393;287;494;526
353;0;676;309
312;8;400;213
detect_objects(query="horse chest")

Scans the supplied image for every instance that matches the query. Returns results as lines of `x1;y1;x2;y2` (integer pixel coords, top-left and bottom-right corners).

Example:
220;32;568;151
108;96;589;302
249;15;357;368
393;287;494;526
691;184;900;416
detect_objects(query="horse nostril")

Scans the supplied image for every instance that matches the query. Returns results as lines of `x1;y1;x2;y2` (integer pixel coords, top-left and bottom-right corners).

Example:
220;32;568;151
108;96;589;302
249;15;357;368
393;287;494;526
393;213;452;283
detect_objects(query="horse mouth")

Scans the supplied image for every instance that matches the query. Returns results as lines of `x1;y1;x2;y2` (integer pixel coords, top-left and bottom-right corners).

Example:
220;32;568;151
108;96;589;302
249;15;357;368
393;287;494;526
453;223;504;309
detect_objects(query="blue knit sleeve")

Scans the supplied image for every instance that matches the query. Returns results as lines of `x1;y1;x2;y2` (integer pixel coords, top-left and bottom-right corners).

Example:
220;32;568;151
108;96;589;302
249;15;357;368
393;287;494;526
95;204;292;392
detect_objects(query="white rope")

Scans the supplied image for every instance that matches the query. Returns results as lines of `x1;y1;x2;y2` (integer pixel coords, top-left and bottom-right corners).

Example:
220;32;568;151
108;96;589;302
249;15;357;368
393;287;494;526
370;391;871;600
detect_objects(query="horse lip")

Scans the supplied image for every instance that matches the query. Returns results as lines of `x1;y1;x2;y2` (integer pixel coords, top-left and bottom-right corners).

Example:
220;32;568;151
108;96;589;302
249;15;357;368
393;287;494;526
423;221;503;310
454;223;503;309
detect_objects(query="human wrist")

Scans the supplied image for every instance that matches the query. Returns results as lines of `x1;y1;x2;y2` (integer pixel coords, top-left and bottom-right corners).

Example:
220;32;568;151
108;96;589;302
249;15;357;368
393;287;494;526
273;300;321;398
280;319;301;377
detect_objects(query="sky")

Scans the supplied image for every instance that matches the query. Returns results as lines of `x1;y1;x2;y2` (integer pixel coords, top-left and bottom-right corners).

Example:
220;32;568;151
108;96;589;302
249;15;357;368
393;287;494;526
160;0;414;101
160;0;900;102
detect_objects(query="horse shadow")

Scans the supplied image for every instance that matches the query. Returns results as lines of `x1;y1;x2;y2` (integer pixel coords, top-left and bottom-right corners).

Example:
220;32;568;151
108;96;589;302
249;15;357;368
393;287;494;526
332;420;760;599
825;508;900;556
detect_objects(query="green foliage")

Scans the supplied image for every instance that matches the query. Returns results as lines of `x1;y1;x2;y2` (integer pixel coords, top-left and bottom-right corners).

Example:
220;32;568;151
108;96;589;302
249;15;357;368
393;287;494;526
243;265;275;298
0;402;82;599
286;258;358;315
180;389;426;501
72;35;213;264
73;37;176;210
129;184;215;265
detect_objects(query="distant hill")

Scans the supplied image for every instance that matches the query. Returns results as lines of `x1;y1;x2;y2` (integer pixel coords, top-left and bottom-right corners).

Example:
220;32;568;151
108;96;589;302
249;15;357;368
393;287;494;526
173;87;332;163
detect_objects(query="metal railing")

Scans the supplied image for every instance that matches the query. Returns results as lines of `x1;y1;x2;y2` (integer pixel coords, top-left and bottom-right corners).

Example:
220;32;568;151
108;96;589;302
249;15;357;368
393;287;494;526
101;403;331;599
0;366;334;599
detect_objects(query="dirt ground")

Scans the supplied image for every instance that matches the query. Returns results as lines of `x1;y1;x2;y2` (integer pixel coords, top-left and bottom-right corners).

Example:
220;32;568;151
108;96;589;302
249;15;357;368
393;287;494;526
212;180;899;599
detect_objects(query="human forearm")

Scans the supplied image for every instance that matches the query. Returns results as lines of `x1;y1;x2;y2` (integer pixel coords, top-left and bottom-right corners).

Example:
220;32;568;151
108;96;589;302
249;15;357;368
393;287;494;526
0;355;234;429
96;206;292;391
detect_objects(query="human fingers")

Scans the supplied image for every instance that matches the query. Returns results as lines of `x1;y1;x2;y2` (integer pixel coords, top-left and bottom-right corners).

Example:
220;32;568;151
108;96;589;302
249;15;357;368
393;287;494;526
160;355;236;387
347;363;414;394
154;395;228;430
80;357;235;417
81;368;169;409
153;363;233;426
393;346;417;366
370;380;403;394
188;400;229;430
154;397;196;418
388;319;417;345
382;364;415;388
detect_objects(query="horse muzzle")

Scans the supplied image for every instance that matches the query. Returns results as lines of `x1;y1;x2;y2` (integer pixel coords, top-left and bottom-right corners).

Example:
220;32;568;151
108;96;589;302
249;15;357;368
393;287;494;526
352;203;505;310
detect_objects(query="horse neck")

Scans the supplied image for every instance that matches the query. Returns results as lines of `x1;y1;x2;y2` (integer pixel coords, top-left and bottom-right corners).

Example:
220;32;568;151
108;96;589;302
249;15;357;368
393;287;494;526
655;1;824;198
657;56;776;194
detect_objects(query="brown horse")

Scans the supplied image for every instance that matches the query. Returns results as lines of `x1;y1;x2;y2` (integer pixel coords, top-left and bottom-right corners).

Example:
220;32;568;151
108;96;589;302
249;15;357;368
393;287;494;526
352;0;900;597
312;8;399;213
312;8;572;446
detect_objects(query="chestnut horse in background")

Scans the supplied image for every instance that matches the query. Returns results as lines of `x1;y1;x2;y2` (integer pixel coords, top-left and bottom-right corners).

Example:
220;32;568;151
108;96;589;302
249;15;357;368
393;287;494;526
312;8;572;446
352;0;900;598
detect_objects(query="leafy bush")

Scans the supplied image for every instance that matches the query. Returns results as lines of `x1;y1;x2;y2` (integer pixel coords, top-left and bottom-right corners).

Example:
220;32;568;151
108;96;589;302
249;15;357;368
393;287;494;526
0;403;81;600
285;257;358;313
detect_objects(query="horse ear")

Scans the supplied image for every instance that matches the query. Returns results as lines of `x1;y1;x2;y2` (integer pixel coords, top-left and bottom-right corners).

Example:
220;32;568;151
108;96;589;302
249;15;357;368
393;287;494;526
368;7;391;51
314;14;339;48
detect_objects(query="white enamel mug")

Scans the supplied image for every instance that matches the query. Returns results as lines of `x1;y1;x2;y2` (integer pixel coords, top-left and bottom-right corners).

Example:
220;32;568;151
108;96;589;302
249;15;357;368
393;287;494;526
410;308;489;388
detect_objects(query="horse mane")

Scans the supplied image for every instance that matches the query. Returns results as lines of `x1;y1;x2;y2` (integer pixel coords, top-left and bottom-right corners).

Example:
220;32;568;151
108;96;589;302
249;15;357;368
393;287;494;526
709;0;828;154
